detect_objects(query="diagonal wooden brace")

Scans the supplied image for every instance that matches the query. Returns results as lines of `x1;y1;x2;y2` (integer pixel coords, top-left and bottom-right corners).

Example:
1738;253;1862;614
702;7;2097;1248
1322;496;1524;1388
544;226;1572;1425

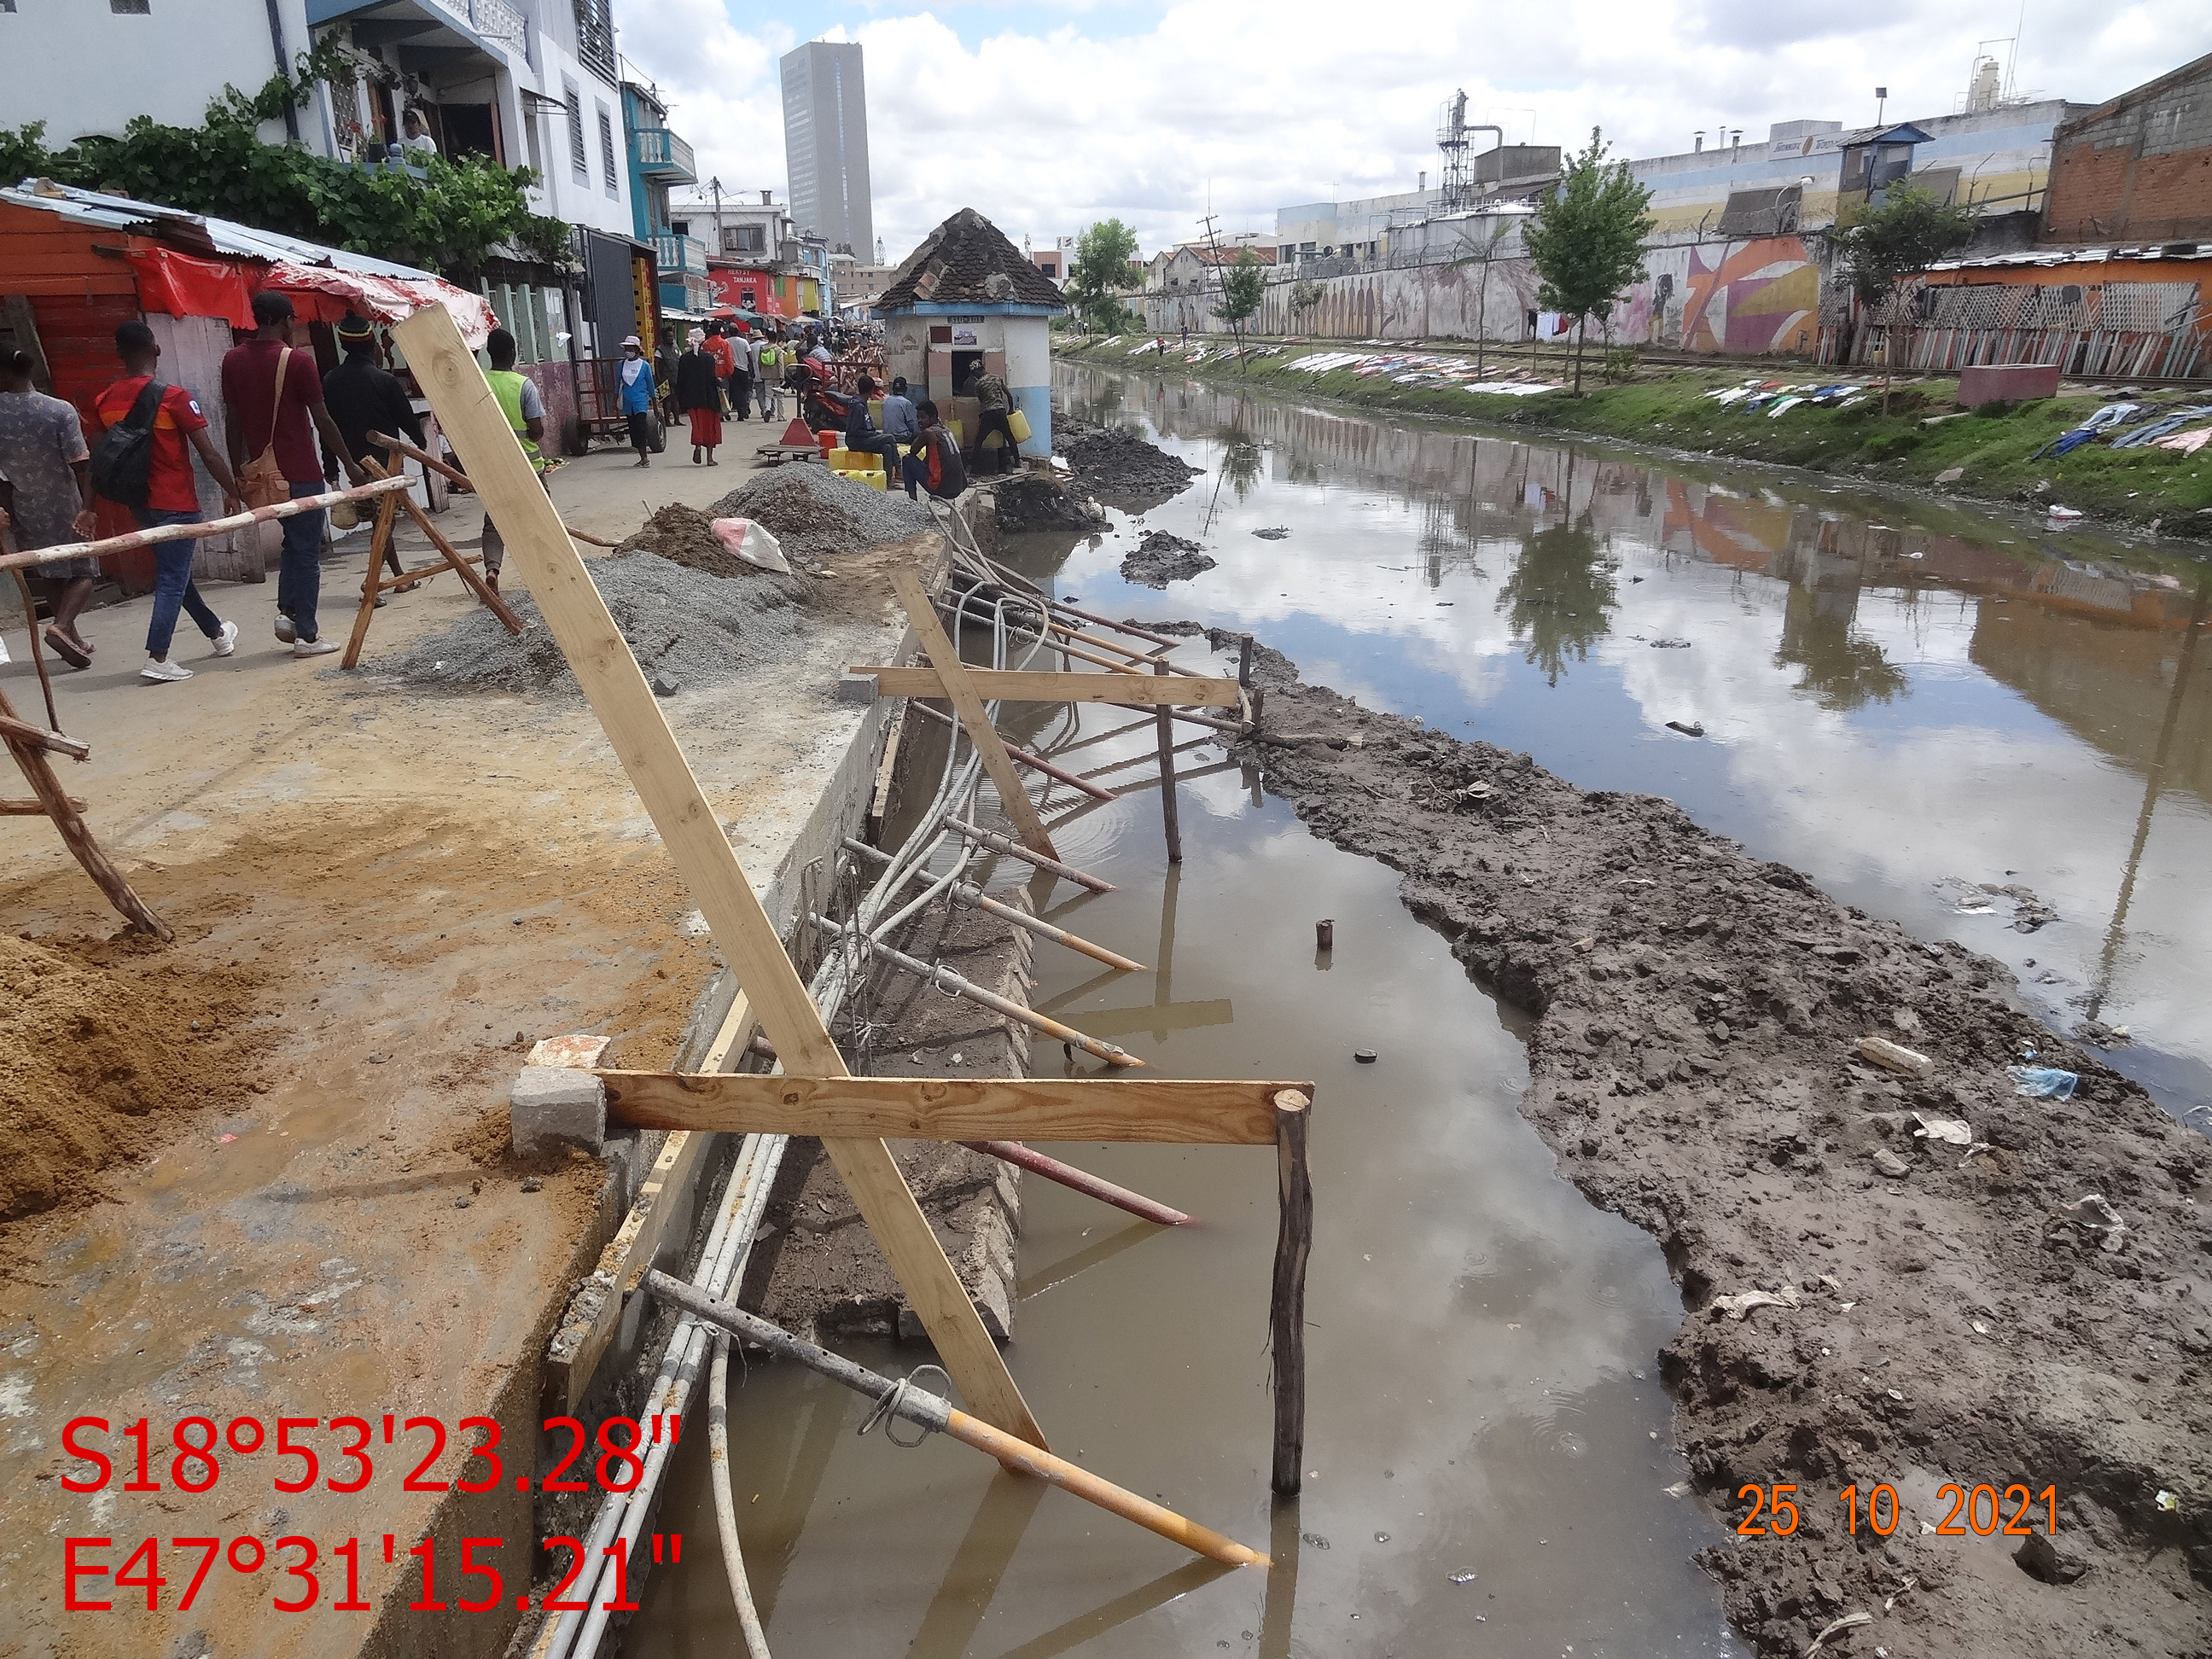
395;301;1045;1449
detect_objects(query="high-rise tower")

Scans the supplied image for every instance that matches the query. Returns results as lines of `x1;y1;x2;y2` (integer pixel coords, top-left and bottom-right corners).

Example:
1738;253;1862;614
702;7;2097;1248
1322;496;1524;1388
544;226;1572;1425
779;40;873;255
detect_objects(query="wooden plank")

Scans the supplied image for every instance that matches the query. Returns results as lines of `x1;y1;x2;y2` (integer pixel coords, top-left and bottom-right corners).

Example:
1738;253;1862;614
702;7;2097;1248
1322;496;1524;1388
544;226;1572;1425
854;667;1243;707
394;301;1044;1450
598;1074;1311;1144
1269;1090;1313;1494
888;566;1060;863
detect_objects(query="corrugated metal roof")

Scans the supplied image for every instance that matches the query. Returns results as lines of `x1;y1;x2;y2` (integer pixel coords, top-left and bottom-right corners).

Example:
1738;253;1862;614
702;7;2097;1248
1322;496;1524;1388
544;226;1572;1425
1928;242;2211;272
1;180;446;283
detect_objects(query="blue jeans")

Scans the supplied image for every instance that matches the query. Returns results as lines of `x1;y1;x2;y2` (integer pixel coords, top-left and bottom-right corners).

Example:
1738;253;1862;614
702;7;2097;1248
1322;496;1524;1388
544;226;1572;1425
275;480;326;643
134;508;223;659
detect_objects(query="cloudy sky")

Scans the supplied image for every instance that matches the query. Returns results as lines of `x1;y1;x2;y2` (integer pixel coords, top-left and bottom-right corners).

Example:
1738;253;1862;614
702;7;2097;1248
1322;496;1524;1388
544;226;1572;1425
614;2;2204;262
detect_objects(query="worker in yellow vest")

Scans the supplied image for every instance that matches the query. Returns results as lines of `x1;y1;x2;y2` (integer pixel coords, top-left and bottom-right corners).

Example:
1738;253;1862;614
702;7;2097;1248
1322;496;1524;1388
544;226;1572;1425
480;326;547;594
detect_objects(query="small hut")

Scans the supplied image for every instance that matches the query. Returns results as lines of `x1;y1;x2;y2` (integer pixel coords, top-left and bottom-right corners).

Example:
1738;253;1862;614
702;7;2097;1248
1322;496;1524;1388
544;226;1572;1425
876;209;1065;462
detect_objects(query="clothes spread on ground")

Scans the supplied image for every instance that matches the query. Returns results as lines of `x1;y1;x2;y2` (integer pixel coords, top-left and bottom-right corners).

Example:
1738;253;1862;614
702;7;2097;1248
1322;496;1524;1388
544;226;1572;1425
0;387;90;548
486;368;546;471
2030;401;2142;460
92;375;208;515
322;352;423;471
220;338;325;481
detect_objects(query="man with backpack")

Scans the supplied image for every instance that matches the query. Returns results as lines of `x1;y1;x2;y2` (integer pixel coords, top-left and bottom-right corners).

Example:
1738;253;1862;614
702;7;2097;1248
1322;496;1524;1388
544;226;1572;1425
92;321;247;683
221;289;365;658
0;346;98;666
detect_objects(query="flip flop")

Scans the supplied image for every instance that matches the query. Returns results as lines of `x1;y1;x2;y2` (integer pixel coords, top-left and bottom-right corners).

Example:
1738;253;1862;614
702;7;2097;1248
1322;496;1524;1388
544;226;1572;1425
44;626;90;670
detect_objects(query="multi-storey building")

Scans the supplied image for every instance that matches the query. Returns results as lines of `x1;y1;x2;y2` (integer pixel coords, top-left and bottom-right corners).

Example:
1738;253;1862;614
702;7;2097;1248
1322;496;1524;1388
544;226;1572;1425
779;39;872;256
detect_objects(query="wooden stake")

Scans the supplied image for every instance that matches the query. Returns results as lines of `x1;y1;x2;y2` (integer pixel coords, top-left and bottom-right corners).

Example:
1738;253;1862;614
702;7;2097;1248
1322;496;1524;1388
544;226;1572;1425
888;566;1061;863
340;486;402;670
10;568;61;732
372;457;525;632
0;682;168;940
395;301;1044;1450
1154;660;1183;864
0;714;89;760
646;1272;1267;1569
1270;1088;1312;1495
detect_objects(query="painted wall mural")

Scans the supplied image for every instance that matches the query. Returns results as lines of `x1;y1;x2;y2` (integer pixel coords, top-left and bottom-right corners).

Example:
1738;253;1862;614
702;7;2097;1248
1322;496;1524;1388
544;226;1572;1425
1680;236;1821;355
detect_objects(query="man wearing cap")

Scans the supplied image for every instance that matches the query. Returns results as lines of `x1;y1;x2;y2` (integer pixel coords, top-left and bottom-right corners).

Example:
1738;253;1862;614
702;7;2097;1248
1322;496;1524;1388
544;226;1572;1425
220;289;366;656
321;313;424;591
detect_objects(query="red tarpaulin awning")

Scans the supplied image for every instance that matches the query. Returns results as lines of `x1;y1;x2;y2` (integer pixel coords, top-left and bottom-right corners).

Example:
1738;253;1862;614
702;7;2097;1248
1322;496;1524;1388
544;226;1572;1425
125;247;256;328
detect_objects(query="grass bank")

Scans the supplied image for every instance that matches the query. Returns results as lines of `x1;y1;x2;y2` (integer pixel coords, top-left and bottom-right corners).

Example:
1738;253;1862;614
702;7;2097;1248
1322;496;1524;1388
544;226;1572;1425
1059;336;2212;536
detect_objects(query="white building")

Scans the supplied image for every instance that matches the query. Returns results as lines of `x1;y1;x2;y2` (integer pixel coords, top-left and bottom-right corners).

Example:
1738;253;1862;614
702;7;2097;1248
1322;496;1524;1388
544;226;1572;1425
0;0;636;244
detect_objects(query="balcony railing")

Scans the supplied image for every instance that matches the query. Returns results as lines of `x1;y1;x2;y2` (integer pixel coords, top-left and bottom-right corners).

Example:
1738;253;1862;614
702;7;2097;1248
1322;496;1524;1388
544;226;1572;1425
652;233;709;277
632;128;696;183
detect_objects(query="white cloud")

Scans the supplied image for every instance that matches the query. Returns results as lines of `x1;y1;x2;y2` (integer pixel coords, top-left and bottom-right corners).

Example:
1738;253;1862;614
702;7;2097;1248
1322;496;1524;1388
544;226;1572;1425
618;1;2201;262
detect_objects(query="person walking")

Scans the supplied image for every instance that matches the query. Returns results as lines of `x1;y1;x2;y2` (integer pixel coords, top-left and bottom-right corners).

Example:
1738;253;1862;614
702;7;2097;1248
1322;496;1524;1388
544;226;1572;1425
221;288;364;657
617;336;657;467
727;325;753;423
480;327;549;593
0;346;98;667
320;312;423;590
755;333;782;421
963;362;1020;474
92;322;246;682
901;400;967;502
675;329;724;466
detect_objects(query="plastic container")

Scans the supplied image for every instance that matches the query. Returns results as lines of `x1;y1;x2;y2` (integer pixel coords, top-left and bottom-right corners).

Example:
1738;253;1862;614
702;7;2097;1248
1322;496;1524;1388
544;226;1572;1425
1006;407;1033;444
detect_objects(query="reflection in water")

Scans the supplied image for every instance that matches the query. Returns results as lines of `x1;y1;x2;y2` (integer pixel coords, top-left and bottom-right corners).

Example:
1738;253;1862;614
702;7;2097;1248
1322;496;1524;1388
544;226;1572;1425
1773;588;1910;711
1499;509;1617;685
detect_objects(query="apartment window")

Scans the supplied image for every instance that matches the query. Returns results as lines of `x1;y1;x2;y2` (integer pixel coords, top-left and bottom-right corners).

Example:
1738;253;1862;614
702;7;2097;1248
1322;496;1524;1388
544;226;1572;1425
111;0;151;12
562;78;586;182
725;224;765;254
596;102;618;198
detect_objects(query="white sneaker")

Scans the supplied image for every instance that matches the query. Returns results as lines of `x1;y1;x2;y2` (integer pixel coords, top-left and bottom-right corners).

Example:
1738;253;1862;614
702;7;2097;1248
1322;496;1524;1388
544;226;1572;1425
141;657;193;682
292;637;340;658
210;620;239;657
274;614;297;643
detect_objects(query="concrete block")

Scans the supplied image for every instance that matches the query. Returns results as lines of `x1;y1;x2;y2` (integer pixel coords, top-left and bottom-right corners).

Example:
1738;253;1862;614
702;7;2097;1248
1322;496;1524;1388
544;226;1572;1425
1958;363;2061;407
527;1033;614;1069
835;671;880;705
511;1066;607;1157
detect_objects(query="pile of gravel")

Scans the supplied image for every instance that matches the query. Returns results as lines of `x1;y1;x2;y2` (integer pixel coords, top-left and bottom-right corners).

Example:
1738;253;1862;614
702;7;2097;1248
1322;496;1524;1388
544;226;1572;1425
1120;530;1216;588
375;549;812;696
711;465;932;563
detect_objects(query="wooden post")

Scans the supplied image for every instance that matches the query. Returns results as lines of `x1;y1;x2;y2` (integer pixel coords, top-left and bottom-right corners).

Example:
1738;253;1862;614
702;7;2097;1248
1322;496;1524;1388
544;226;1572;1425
888;566;1061;864
0;683;168;940
1238;632;1254;690
395;301;1045;1450
1270;1087;1312;1495
370;457;525;633
1154;659;1183;864
340;487;402;670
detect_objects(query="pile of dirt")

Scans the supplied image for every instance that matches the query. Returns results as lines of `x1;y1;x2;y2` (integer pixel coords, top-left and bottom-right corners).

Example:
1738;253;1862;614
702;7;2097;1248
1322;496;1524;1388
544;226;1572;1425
378;550;812;696
991;474;1108;534
1056;413;1202;508
1119;530;1217;588
712;464;933;564
0;933;271;1221
617;502;759;580
1227;635;2212;1657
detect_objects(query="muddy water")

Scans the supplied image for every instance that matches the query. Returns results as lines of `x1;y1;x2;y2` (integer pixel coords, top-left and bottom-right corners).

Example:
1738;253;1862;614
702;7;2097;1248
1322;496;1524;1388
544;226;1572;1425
623;365;2209;1656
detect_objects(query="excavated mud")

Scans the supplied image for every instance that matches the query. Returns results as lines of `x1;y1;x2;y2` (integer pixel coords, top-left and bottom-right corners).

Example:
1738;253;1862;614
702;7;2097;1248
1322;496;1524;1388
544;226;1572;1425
1227;634;2212;1658
1055;412;1202;509
1119;529;1216;587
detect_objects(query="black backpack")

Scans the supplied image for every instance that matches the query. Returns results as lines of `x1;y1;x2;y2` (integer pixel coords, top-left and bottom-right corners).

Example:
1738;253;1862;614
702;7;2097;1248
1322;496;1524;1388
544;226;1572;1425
89;379;165;509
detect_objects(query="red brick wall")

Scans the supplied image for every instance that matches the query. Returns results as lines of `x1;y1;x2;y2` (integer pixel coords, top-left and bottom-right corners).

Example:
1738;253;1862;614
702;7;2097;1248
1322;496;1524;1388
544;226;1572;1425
2045;59;2212;242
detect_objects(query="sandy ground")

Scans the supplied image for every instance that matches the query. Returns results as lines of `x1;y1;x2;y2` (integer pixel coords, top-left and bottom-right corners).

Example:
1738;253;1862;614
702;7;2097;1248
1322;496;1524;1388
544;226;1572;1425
1231;637;2212;1658
0;445;917;1659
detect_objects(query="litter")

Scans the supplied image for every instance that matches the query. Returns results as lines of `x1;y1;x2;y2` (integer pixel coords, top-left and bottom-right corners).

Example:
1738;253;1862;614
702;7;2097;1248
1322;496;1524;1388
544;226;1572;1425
1710;1285;1801;1321
1805;1611;1873;1655
708;516;792;574
2054;1193;2128;1253
1664;720;1706;737
2008;1065;2078;1100
1912;1112;1973;1145
2046;504;2086;522
1858;1036;1935;1078
2157;1490;2180;1512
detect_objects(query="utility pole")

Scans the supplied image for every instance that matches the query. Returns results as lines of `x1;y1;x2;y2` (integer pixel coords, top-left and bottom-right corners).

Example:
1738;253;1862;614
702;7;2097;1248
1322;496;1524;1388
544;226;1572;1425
710;175;725;259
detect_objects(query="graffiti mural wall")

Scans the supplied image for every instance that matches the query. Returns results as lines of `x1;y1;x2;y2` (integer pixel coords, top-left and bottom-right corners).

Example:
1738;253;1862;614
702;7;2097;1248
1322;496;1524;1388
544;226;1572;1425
1680;236;1823;355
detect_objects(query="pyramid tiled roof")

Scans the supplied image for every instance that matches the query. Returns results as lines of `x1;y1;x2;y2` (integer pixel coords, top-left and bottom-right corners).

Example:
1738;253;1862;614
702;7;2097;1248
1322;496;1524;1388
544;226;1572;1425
876;208;1066;311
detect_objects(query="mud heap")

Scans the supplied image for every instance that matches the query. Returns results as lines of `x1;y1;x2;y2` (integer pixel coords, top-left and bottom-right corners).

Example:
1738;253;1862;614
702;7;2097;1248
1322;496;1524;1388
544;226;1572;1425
712;463;933;563
1;934;269;1221
1229;635;2212;1659
1056;413;1202;509
1119;530;1216;587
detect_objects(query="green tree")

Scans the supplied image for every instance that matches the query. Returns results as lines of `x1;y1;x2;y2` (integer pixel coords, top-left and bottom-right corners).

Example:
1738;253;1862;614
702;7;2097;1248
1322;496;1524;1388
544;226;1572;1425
1522;128;1653;394
1065;218;1140;333
1288;279;1324;332
1447;214;1517;378
1213;247;1267;367
1;43;567;276
1831;184;1979;411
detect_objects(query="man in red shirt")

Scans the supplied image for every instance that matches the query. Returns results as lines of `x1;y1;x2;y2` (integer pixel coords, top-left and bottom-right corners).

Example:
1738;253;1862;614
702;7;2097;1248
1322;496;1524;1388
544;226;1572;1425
94;322;248;683
220;289;364;658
